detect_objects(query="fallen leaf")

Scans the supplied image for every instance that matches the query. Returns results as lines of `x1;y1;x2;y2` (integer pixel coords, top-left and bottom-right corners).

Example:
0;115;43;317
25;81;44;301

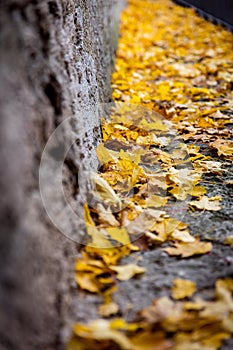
190;186;206;197
98;302;119;317
69;319;132;350
110;263;145;281
189;196;222;211
172;279;196;300
144;195;168;208
170;229;195;243
224;236;233;247
163;238;212;258
86;225;113;249
97;203;120;226
90;171;122;208
106;227;130;245
130;331;173;350
75;258;114;293
210;139;233;157
96;142;116;164
126;208;165;236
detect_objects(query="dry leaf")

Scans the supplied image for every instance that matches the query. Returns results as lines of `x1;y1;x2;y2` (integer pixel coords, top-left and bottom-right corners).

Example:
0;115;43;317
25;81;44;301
69;319;132;349
189;196;222;211
172;279;196;300
224;236;233;247
163;238;212;258
96;142;116;164
90;171;122;207
106;227;130;245
98;302;119;317
211;139;233;156
130;331;173;350
75;258;114;293
97;203;120;227
190;186;206;197
126;208;165;236
144;195;168;208
170;229;195;243
110;263;145;281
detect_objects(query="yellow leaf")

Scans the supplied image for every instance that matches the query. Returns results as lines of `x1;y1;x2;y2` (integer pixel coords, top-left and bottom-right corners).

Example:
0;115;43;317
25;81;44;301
75;272;100;293
130;331;173;350
167;167;200;189
75;258;105;273
144;195;168;208
84;244;137;265
145;231;165;243
83;202;95;226
126;208;165;236
90;171;122;207
86;225;113;248
97;203;120;226
169;186;188;201
190;186;206;197
98;302;119;317
189;196;222;211
224;236;233;247
130;94;141;103
96;142;115;164
106;227;130;245
151;218;188;241
75;258;114;292
202;333;231;349
71;319;132;349
110;318;139;331
163;238;212;258
110;263;145;281
171;229;195;243
211;139;233;156
172;279;196;300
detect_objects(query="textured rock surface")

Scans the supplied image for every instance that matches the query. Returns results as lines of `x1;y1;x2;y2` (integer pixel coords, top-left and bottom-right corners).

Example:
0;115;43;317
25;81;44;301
0;0;123;349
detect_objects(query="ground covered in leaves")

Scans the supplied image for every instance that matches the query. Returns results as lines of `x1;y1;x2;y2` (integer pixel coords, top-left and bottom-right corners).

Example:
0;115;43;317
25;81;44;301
68;1;233;349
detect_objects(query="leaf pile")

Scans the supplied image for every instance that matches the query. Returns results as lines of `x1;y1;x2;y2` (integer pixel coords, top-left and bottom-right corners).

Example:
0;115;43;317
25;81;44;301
68;278;233;350
69;0;233;349
112;0;233;159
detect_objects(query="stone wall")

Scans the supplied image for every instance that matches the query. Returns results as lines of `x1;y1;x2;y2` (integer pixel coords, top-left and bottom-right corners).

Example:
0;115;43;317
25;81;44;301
0;1;123;349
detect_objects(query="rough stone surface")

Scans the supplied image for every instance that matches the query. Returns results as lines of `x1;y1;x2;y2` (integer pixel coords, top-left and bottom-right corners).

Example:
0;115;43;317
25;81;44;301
0;1;123;349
